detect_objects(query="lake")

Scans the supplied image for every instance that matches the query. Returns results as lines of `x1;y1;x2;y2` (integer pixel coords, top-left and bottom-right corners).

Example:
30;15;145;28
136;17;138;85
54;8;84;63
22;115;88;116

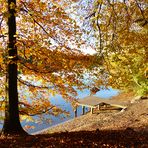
0;88;119;134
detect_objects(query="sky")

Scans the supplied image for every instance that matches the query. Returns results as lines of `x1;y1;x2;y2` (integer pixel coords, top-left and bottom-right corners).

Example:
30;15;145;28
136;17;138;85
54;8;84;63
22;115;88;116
65;0;97;55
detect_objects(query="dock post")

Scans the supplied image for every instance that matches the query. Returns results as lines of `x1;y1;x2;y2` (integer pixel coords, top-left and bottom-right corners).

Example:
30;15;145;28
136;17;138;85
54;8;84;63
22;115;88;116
82;106;85;115
90;107;94;114
98;105;100;110
74;107;77;117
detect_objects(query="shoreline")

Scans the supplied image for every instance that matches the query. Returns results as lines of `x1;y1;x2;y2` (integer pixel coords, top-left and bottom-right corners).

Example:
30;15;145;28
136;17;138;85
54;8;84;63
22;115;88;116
31;113;90;135
32;94;148;135
32;92;136;135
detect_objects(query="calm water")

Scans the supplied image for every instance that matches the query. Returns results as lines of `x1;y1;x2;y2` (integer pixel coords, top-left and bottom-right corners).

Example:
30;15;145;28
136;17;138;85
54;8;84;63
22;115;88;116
0;88;119;133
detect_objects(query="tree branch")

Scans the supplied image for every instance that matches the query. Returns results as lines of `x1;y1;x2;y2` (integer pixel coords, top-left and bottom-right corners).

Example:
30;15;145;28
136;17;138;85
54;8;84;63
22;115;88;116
135;0;145;19
17;77;54;89
96;4;102;54
20;106;55;116
85;12;95;19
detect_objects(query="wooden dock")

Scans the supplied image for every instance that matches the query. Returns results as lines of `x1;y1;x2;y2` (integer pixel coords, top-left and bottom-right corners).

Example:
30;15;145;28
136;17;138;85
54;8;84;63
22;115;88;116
74;96;127;117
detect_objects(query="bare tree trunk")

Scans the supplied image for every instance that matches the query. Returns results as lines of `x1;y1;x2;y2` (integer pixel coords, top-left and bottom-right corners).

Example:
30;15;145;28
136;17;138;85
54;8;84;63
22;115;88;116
1;0;27;136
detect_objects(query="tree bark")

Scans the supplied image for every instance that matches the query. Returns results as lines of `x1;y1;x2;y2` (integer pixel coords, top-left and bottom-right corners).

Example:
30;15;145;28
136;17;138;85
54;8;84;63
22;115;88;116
1;0;27;136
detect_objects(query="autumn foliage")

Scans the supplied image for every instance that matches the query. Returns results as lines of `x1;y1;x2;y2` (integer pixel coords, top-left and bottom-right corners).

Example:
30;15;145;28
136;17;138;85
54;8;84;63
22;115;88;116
84;0;148;95
0;0;147;136
0;0;100;135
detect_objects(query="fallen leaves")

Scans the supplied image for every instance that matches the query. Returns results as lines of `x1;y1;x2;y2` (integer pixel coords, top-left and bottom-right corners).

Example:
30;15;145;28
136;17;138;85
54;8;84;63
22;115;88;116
0;129;148;147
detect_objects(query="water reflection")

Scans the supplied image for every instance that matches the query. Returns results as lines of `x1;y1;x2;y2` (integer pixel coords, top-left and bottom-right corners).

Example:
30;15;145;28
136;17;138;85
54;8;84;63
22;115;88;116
0;88;119;133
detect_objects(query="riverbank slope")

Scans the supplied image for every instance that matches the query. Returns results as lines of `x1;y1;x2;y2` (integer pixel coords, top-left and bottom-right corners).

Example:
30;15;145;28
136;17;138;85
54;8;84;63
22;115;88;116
38;93;148;134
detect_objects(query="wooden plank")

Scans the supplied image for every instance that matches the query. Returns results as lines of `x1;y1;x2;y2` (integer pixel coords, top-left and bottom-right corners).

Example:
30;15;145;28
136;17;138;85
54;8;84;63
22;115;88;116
76;103;97;108
108;103;127;109
77;96;108;106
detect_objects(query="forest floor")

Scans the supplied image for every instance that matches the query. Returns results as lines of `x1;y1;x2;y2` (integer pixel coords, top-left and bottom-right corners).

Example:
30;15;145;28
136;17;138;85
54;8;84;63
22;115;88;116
0;93;148;147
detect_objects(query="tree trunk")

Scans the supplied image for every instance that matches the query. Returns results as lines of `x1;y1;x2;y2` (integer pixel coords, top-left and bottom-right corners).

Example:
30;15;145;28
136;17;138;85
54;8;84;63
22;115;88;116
1;0;27;136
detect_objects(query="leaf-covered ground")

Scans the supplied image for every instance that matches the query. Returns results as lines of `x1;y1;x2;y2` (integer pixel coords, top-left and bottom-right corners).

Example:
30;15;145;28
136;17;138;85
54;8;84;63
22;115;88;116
0;129;148;147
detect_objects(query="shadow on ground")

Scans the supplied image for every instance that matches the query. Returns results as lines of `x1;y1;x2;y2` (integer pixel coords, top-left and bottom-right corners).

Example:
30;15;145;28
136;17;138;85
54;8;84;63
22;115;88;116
1;128;148;147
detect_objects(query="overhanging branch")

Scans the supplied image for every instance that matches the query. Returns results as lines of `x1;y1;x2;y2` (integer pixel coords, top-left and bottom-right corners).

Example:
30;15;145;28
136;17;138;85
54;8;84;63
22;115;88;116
18;77;54;89
19;105;55;116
